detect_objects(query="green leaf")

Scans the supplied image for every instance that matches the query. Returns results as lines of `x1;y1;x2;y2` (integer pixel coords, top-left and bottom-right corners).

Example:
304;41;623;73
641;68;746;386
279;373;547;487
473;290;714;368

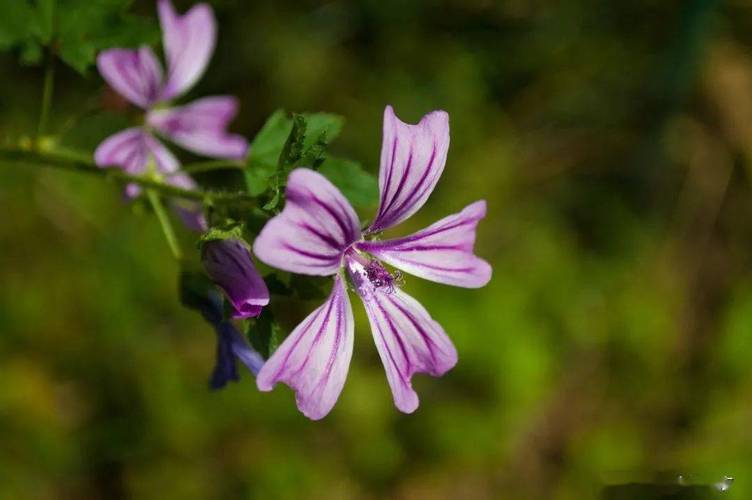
244;110;293;196
0;1;36;49
303;113;343;150
247;312;285;359
0;0;157;73
36;0;55;43
319;156;379;209
244;110;347;209
278;114;307;169
56;1;158;74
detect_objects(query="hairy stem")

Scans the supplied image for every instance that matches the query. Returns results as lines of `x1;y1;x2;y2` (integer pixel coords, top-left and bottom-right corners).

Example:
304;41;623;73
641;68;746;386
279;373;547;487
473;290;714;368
181;159;245;174
146;188;182;260
0;147;255;205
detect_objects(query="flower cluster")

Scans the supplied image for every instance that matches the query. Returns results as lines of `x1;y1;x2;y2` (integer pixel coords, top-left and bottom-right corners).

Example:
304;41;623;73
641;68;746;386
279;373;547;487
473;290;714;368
94;0;247;231
95;0;491;419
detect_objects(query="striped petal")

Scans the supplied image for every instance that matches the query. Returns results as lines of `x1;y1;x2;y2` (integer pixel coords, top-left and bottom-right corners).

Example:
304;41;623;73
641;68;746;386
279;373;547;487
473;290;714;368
158;0;216;100
256;276;354;420
362;288;457;413
368;105;450;233
94;128;178;175
96;47;163;108
147;96;248;159
357;201;492;288
253;168;361;276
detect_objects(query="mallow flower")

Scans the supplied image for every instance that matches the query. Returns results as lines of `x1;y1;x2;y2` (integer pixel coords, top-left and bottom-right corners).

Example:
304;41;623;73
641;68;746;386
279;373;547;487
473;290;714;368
93;0;248;229
202;238;270;319
193;286;264;390
252;106;492;419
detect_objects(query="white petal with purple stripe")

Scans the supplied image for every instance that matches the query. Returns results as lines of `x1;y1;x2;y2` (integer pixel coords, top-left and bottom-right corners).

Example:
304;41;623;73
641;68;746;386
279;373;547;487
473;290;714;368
358;200;492;288
256;276;354;420
368;106;450;233
362;288;457;413
158;0;217;100
94;128;179;175
96;47;163;109
253;169;361;276
147;96;248;159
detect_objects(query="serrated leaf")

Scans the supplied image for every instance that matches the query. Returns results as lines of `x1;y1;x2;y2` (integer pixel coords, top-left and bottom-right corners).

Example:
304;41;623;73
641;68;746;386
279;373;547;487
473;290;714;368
319;156;379;209
278;114;307;169
244;110;292;196
244;110;349;209
303;113;343;150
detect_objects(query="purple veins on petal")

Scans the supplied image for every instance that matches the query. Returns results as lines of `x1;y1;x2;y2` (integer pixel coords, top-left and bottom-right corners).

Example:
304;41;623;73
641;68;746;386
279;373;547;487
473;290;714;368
361;288;457;414
253;168;361;276
94;129;179;175
256;275;354;420
158;0;217;101
96;47;164;109
147;96;248;159
368;105;450;233
202;238;270;319
357;200;492;288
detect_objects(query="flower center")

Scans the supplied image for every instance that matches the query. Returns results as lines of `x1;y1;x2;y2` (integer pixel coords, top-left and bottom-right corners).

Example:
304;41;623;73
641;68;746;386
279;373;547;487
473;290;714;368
344;249;402;299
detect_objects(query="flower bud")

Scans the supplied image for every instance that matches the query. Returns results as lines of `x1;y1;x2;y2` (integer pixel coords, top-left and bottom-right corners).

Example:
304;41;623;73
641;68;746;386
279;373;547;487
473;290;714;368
202;238;269;318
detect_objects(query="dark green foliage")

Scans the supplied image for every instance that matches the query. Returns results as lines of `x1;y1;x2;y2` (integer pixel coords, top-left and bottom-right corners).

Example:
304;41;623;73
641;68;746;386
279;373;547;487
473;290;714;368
246;310;283;359
242;109;371;211
0;0;157;73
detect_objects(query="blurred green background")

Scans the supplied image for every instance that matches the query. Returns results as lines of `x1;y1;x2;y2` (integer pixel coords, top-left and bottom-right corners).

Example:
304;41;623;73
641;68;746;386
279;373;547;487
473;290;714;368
4;0;752;498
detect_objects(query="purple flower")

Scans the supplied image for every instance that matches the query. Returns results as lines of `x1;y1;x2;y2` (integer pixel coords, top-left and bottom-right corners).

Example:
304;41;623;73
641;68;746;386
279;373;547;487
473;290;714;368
93;0;248;229
202;238;270;319
211;321;265;389
252;106;492;420
196;289;264;390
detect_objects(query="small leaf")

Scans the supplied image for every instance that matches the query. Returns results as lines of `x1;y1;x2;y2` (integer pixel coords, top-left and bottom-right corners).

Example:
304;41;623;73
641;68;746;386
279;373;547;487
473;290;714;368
247;312;286;359
319;156;379;209
244;110;292;195
302;113;343;150
277;114;307;170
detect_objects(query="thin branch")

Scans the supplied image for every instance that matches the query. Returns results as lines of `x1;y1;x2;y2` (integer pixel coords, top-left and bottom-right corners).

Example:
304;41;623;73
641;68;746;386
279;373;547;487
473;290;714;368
181;159;245;174
0;147;256;205
146;188;183;259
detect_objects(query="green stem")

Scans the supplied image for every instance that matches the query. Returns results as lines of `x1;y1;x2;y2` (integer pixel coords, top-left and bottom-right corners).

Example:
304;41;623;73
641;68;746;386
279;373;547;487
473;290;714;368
0;147;256;205
146;188;182;260
181;159;245;174
36;53;55;141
